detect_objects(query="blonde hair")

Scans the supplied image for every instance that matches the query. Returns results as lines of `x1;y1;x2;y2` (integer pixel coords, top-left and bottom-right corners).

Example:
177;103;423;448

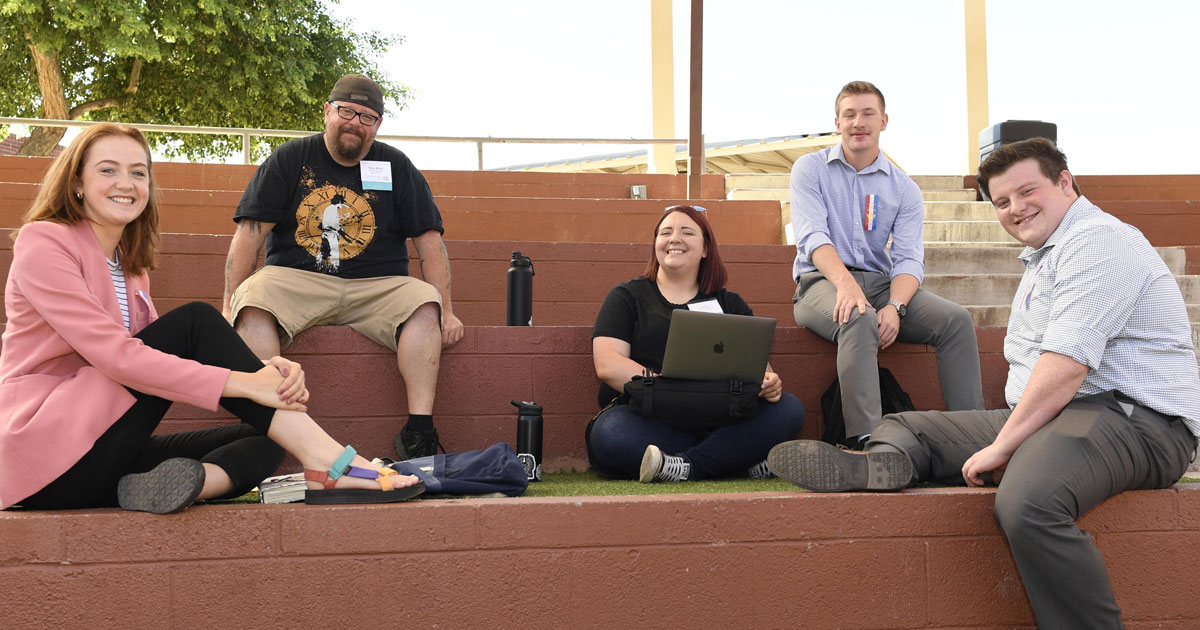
20;123;160;274
835;81;886;116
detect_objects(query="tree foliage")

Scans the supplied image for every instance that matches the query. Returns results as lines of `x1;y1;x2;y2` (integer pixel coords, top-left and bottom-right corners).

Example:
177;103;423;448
0;0;409;159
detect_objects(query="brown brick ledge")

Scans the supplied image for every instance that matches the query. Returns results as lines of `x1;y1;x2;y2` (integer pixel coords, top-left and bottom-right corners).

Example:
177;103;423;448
3;484;1200;628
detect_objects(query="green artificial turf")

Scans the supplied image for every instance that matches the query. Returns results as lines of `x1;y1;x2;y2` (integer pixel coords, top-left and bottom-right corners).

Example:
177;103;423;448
219;472;1200;505
218;470;804;504
521;470;800;497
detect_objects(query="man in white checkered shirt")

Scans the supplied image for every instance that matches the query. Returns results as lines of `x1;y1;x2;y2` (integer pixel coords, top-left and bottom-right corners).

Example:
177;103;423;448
770;138;1200;629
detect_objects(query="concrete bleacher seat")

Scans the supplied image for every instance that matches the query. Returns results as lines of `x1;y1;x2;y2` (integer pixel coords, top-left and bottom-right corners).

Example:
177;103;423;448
4;483;1200;628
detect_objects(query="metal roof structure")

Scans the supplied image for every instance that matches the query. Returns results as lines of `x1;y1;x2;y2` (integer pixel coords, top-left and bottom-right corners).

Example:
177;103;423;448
497;132;864;174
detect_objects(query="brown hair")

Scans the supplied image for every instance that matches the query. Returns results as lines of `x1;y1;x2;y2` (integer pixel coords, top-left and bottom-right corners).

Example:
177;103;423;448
976;137;1082;199
643;205;728;295
20;123;160;274
835;81;886;116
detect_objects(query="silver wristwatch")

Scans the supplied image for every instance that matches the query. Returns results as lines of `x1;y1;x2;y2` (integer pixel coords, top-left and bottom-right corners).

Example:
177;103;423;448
887;299;907;319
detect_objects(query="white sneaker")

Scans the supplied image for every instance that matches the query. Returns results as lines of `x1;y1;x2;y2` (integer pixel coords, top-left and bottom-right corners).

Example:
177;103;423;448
639;445;691;483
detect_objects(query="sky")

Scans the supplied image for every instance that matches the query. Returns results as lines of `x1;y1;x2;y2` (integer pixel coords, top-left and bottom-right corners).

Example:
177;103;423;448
332;0;1199;175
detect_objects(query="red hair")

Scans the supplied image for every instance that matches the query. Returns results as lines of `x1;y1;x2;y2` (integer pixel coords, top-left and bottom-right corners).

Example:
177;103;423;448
642;205;728;295
19;123;160;274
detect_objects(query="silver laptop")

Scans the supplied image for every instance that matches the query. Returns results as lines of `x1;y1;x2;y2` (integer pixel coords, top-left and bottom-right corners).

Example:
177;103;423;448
659;309;776;384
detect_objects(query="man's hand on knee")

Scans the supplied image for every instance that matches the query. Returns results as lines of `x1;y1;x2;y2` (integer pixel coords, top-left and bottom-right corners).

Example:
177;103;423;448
442;310;464;348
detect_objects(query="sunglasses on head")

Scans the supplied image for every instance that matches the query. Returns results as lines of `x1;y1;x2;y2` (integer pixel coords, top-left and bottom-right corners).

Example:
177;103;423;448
663;205;706;213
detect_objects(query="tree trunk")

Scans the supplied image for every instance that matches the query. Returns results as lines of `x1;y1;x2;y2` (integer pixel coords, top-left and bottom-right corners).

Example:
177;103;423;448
17;43;70;156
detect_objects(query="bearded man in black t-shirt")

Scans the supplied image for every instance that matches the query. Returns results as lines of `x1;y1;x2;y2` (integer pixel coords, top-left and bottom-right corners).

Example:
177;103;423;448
222;74;463;460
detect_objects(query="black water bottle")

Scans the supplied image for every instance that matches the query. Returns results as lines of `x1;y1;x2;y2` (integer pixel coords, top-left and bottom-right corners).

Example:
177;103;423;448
512;400;543;481
507;252;534;326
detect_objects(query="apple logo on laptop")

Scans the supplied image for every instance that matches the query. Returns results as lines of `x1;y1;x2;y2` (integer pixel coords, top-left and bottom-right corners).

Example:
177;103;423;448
713;341;725;354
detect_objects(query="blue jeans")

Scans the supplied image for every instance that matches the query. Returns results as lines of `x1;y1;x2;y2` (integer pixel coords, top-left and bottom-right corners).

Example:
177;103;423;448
586;393;805;479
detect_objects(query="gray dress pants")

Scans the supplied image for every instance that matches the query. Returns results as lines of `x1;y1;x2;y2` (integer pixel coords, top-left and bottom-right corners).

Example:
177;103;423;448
792;270;984;437
871;391;1197;630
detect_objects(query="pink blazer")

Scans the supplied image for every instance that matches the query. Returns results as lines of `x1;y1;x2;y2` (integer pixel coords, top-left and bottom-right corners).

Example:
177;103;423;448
0;221;230;509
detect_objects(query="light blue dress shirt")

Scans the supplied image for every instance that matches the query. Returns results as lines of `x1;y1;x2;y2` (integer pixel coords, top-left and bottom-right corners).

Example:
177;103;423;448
1004;196;1200;434
790;144;925;283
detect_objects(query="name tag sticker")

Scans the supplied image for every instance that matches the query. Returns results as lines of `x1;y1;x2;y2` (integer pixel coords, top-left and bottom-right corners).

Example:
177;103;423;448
687;299;724;314
360;161;392;191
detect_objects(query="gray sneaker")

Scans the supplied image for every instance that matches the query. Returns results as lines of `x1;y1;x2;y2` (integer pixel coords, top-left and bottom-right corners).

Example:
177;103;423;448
767;440;912;492
117;458;206;514
639;445;691;483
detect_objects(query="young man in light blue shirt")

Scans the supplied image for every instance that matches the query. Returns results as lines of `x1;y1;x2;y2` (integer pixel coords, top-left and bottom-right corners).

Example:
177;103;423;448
790;81;984;447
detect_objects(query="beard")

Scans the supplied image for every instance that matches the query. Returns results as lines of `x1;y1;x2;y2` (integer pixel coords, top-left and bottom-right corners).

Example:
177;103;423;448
330;126;367;162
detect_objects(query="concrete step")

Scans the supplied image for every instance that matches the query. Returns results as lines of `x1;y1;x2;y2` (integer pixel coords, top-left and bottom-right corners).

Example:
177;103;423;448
923;189;979;202
910;175;968;189
727;173;971;193
964;304;1200;329
724;173;790;189
732;188;976;203
924;245;1188;275
927;274;1200;306
924;201;998;221
924;220;1019;245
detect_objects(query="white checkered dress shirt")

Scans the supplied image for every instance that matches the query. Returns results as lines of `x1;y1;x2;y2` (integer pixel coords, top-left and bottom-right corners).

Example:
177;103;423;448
1004;196;1200;436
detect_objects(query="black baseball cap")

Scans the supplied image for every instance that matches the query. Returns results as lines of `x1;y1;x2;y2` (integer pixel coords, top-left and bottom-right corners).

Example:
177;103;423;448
328;74;385;116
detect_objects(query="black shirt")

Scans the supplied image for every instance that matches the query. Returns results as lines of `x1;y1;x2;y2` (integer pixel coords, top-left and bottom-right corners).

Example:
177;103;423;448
233;133;443;278
591;277;753;406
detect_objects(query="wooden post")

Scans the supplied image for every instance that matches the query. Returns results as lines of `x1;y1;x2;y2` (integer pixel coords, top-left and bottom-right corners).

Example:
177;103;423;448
649;0;676;175
964;0;990;175
687;0;704;199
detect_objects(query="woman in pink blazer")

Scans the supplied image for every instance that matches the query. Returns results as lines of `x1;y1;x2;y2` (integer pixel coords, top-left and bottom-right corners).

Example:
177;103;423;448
0;123;423;513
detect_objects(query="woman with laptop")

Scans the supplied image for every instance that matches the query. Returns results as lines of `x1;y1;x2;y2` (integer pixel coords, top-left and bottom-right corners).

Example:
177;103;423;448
587;205;805;483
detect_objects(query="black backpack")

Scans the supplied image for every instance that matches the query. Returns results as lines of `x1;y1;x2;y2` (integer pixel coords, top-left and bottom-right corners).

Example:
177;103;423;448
820;367;915;447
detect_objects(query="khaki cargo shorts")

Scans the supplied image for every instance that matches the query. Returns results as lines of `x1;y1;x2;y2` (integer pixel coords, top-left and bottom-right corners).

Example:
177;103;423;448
230;266;441;351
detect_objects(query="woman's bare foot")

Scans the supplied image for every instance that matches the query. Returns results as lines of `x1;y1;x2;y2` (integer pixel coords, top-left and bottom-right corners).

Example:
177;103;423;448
304;453;420;491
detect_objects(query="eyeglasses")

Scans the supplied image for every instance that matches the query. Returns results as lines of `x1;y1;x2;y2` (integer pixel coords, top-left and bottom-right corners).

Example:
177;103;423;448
664;205;706;213
327;102;380;126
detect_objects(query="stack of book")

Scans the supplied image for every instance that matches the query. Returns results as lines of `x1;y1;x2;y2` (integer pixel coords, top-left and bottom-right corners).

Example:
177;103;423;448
257;473;306;504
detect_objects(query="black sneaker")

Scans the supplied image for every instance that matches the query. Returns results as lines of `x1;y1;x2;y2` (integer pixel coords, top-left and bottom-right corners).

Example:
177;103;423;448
767;440;912;493
394;426;444;461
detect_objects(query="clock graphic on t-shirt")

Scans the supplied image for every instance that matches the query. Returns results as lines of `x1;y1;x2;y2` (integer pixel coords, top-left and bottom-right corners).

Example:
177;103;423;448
295;185;377;273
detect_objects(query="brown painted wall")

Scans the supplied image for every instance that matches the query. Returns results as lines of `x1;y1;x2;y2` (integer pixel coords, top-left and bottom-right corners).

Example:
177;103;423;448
0;155;726;198
1095;200;1200;247
0;183;781;243
0;238;801;326
1074;175;1200;202
3;485;1199;628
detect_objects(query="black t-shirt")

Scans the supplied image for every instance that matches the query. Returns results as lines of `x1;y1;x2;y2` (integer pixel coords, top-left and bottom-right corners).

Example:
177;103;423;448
591;277;753;406
233;133;443;278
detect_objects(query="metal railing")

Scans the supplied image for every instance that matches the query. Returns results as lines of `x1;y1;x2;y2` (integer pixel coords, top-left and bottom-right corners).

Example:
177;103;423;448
0;117;685;169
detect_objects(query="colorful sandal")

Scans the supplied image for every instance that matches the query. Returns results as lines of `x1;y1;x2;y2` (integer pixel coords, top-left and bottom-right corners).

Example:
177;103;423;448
304;445;425;505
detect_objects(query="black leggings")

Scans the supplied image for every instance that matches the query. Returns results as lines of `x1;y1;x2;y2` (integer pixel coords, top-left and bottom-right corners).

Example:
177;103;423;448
21;302;286;510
